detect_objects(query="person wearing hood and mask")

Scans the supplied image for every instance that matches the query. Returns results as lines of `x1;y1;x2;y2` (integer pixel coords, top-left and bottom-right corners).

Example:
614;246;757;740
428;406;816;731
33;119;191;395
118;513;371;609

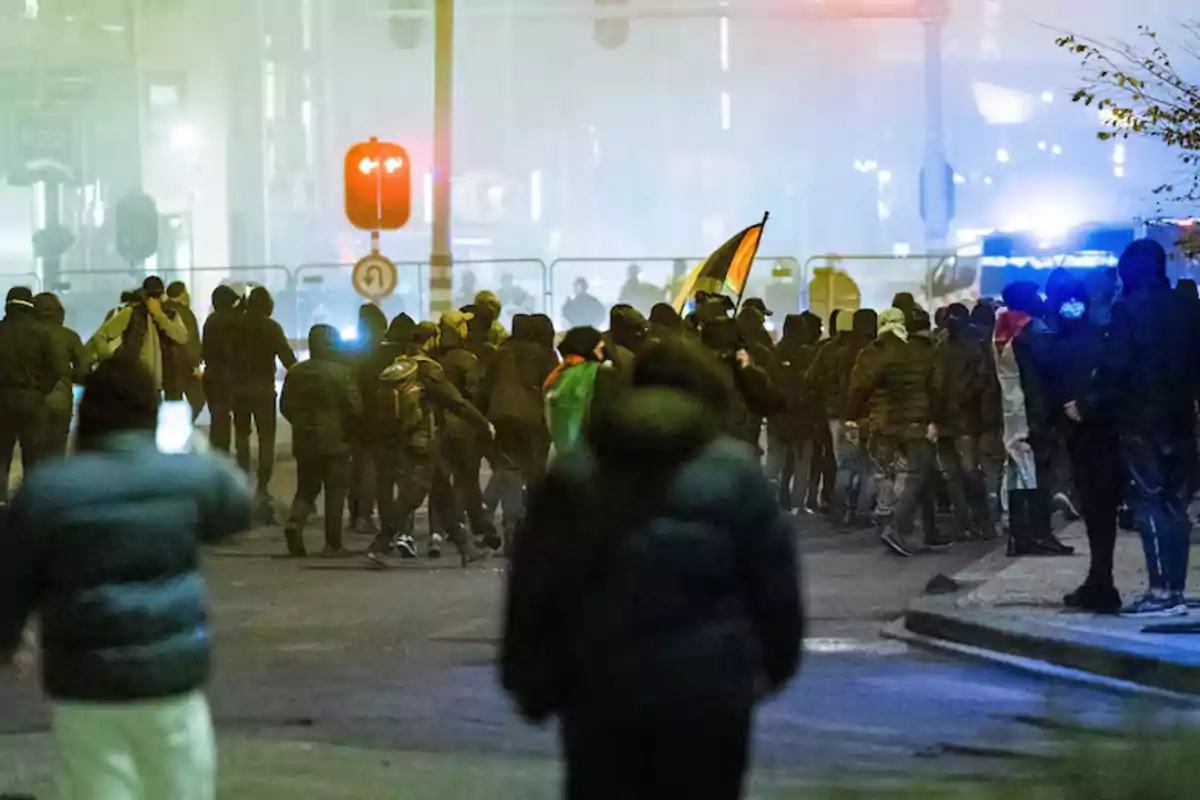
88;276;189;394
544;326;618;459
993;281;1074;559
606;304;649;385
932;303;1000;542
231;286;297;519
0;287;67;486
502;335;803;800
201;285;243;453
428;309;499;552
474;290;509;346
164;282;206;421
33;292;92;460
477;314;559;551
769;312;823;511
366;318;492;567
700;318;785;450
648;302;685;342
279;324;363;557
1087;240;1200;617
340;304;389;535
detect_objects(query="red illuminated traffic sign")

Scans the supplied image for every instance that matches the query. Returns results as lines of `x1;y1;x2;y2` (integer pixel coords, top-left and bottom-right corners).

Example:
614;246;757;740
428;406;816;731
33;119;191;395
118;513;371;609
344;138;412;231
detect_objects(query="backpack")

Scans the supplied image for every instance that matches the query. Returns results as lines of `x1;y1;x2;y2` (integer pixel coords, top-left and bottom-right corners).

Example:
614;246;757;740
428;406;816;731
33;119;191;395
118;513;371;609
375;355;431;436
111;304;151;366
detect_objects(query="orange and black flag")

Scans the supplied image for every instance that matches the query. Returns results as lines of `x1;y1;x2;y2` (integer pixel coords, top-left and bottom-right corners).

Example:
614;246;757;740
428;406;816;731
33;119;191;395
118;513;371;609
672;212;770;313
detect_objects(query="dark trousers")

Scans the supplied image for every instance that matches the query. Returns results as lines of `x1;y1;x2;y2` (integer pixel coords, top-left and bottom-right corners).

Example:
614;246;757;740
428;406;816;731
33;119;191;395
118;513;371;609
937;436;996;537
348;439;377;524
562;709;751;800
894;437;937;538
1067;426;1121;588
770;434;816;511
165;375;206;421
233;387;277;493
492;421;548;534
0;404;42;495
371;440;435;551
40;407;73;461
1121;433;1194;594
431;436;496;540
205;379;233;454
286;453;350;553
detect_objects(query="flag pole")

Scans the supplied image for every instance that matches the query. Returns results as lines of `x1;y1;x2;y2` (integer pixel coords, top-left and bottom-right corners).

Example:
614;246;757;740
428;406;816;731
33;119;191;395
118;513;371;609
733;210;770;314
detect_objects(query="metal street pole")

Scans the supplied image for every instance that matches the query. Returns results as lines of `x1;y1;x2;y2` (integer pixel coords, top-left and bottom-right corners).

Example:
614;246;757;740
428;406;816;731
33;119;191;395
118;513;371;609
921;17;948;251
429;0;455;317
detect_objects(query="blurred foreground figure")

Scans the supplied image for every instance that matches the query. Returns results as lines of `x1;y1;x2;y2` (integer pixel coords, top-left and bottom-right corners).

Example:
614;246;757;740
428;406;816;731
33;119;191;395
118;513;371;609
502;336;803;800
0;360;252;799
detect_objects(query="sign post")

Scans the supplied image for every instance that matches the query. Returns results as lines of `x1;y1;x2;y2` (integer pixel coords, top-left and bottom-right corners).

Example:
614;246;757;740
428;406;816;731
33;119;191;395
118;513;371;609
344;138;412;302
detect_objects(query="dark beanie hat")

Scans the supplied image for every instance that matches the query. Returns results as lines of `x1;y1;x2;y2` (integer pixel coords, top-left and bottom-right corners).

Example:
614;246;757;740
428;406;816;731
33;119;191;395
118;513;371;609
558;326;604;360
1002;281;1044;315
5;286;35;307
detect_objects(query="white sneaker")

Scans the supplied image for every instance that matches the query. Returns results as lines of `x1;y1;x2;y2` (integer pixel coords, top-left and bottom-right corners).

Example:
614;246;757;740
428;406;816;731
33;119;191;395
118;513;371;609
392;535;418;559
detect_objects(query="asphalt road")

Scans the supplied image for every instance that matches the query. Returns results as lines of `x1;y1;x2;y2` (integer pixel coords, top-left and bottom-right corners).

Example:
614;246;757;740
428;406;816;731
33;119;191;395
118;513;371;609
4;499;1189;799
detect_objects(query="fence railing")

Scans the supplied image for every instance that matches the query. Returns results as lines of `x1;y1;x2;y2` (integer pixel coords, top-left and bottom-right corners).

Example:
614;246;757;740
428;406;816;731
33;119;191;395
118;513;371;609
801;253;956;317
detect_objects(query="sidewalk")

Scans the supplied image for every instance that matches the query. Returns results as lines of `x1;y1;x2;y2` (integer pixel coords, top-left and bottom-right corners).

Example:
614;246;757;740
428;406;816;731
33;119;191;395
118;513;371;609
901;521;1200;695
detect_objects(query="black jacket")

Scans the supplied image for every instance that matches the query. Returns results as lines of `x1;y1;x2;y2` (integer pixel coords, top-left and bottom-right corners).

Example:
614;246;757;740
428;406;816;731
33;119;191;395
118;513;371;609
0;434;251;701
1092;283;1200;439
201;309;242;391
501;388;803;723
367;339;492;444
0;304;67;407
280;326;363;458
480;316;559;429
34;294;92;414
231;288;296;391
848;332;936;439
162;301;202;397
772;314;821;439
932;326;999;437
434;327;487;441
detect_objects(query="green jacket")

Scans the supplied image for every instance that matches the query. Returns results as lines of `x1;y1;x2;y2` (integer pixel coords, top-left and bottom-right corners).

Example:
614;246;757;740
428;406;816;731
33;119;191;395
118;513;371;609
545;360;601;457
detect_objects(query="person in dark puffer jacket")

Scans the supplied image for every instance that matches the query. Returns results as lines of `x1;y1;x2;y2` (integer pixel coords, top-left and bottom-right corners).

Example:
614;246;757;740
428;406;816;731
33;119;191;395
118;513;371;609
502;335;803;800
768;312;822;510
33;292;93;460
0;359;252;797
201;285;243;454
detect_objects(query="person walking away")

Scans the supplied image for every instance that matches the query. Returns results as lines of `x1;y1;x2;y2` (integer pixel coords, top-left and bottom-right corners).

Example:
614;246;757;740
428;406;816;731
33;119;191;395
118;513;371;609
969;300;1006;522
164;282;206;420
201;286;242;454
87;276;189;395
1040;273;1122;613
33;292;92;460
280;324;363;557
993;282;1074;558
562;277;607;331
430;309;499;552
931;303;999;541
1091;240;1200;617
544;326;618;459
0;287;68;492
847;307;941;556
346;304;389;535
502;335;803;800
477;315;558;551
700;318;785;452
231;286;296;521
366;321;492;567
769;312;822;511
0;360;252;799
647;302;685;342
606;304;649;385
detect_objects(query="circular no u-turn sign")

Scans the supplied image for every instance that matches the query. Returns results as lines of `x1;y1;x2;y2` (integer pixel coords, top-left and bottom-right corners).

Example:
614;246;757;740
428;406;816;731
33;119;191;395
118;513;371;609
352;253;399;302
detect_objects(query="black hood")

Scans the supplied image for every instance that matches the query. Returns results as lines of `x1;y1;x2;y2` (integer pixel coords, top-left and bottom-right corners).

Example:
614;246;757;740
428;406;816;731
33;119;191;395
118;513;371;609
530;314;555;349
247;286;274;316
700;317;742;355
359;303;388;343
781;313;820;346
609;305;648;350
511;314;536;342
852;308;878;339
308;324;340;360
33;292;65;326
466;302;497;344
649;303;682;331
1177;278;1199;301
586;388;718;470
386;313;416;345
212;285;239;313
1118;239;1169;293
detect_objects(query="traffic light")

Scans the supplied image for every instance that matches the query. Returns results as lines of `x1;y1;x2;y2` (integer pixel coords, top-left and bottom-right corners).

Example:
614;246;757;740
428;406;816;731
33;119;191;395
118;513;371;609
594;0;630;50
344;139;412;231
115;192;160;264
388;0;425;49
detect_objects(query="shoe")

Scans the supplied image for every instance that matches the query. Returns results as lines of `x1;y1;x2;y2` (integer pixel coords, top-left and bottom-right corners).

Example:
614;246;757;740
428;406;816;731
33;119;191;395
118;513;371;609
428;534;444;560
354;518;380;536
392;535;418;559
881;528;917;558
364;551;391;569
1121;592;1188;618
922;539;955;554
1008;535;1075;557
483;534;504;553
320;545;352;558
284;526;307;558
1118;507;1135;531
448;526;487;568
1064;583;1122;614
1053;492;1081;521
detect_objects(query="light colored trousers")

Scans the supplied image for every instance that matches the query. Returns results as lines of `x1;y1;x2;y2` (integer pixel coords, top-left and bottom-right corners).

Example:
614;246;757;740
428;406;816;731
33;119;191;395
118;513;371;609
53;690;216;800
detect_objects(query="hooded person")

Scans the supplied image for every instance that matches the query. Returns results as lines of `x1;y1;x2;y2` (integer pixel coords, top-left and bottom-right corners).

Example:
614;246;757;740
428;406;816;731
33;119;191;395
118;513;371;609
502;335;802;800
992;281;1073;558
230;285;296;518
426;309;499;551
343;304;390;534
476;313;560;550
365;314;492;566
769;312;824;511
543;326;618;459
163;281;205;420
200;285;243;453
279;324;363;557
700;317;785;449
0;287;67;485
1087;239;1200;616
648;302;684;340
33;292;93;460
606;304;649;385
473;290;508;346
87;276;189;394
736;298;775;362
